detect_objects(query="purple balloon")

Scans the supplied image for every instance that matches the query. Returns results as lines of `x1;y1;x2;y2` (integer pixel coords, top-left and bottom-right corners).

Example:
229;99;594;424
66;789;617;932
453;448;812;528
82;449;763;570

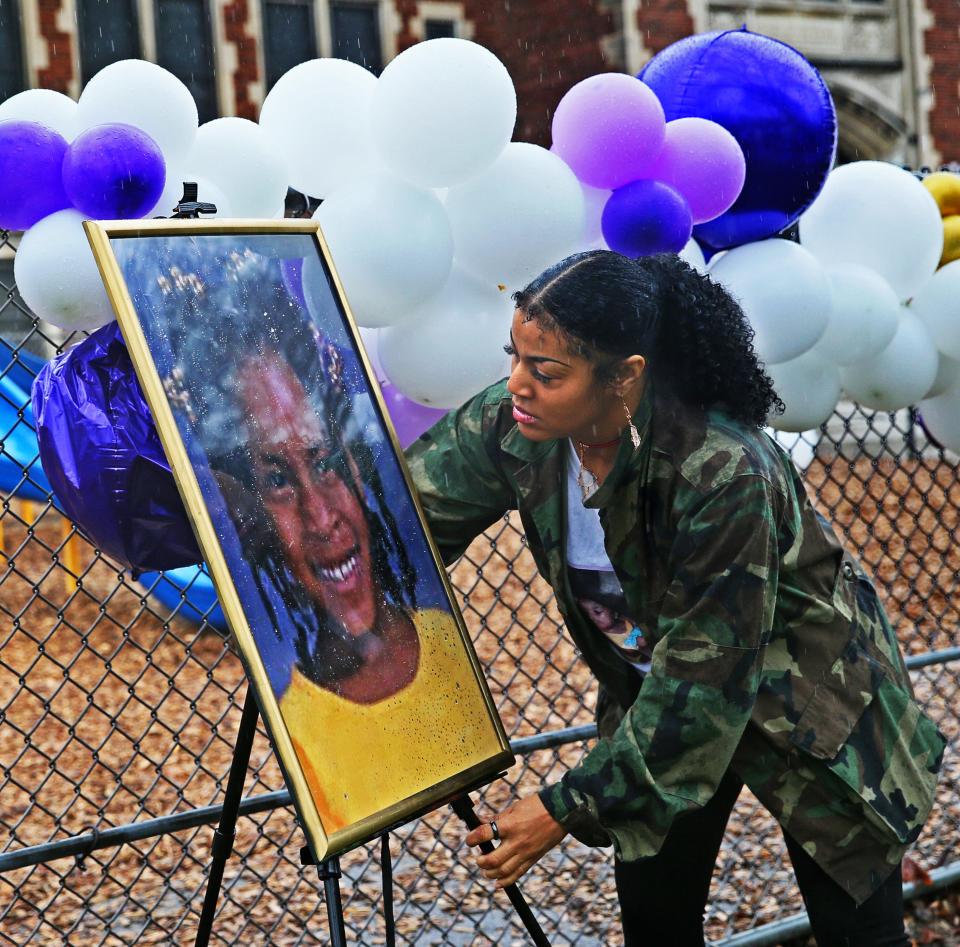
379;382;448;449
0;120;70;231
62;123;166;219
639;29;836;250
647;118;746;224
552;74;665;190
602;179;692;257
32;322;200;572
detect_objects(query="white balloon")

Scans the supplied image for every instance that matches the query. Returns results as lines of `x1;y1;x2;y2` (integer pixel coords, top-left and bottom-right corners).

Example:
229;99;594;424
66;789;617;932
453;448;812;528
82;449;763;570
14;210;115;331
446;143;584;288
710;239;831;365
919;382;960;453
372;38;516;188
0;89;79;140
766;350;841;432
149;171;233;218
909;259;960;360
579;182;610;249
379;268;512;407
678;238;706;273
76;59;198;165
840;309;939;411
358;327;388;382
799;161;942;302
186;118;289;219
924;353;960;400
259;59;378;199
811;264;900;366
313;173;453;327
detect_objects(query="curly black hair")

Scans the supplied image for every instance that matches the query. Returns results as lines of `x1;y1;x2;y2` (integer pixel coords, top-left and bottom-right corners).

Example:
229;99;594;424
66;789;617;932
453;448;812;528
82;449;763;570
512;250;784;428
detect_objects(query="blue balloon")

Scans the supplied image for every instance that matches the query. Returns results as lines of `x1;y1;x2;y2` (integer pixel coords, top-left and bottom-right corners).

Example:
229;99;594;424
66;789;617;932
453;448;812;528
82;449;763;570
0;120;71;231
640;28;837;251
601;179;693;257
62;123;166;219
32;322;201;572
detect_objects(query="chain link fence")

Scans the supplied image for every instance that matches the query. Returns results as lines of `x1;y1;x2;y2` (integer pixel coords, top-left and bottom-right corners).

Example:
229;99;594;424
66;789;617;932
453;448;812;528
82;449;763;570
0;226;957;946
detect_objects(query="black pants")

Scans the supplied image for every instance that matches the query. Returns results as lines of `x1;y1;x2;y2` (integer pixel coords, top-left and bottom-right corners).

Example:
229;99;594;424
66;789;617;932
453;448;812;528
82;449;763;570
614;771;909;947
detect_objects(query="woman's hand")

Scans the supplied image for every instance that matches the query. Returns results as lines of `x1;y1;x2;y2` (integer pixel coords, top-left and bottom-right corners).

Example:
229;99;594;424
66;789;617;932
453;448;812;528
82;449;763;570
465;795;568;888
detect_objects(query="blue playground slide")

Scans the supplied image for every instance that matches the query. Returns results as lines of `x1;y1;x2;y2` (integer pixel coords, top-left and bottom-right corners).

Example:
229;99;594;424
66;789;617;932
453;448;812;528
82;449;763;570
136;564;227;631
0;373;54;502
0;349;226;632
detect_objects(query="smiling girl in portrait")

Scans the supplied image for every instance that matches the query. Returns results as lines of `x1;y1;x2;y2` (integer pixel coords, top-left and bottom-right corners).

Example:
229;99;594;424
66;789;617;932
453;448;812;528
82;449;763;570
149;243;501;833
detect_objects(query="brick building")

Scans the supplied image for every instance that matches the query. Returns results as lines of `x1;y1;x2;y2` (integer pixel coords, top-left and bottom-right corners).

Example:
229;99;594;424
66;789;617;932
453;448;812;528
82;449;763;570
0;0;957;166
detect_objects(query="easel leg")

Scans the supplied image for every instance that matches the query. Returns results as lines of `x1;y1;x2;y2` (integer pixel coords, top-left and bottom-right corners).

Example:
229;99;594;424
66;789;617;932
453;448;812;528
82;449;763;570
312;856;348;947
452;795;552;947
195;689;261;947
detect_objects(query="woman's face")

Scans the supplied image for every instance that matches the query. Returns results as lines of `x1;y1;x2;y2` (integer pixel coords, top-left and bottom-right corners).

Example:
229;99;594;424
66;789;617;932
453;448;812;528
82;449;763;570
237;351;377;638
505;310;625;443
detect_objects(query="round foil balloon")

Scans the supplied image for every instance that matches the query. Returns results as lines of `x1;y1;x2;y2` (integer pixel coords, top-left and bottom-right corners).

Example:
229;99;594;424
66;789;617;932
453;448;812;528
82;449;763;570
32;322;200;572
62;123;166;219
640;29;837;250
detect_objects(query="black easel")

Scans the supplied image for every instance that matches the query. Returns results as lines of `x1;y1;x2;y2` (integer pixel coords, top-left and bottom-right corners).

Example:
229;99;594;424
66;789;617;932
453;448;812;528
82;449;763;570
451;796;551;947
194;689;551;946
169;182;218;220
193;689;351;947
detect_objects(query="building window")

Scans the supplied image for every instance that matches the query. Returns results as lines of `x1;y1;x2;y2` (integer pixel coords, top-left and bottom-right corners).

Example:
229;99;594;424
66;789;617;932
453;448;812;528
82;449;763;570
78;0;142;83
424;18;456;39
264;0;317;89
330;2;383;74
0;0;24;102
155;0;217;122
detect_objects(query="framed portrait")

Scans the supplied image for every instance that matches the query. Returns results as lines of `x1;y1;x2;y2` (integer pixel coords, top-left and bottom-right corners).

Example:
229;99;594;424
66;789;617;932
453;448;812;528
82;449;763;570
83;219;514;860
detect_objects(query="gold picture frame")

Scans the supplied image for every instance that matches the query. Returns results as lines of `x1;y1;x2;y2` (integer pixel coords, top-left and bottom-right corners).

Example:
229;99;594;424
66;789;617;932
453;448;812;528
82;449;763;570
83;218;514;860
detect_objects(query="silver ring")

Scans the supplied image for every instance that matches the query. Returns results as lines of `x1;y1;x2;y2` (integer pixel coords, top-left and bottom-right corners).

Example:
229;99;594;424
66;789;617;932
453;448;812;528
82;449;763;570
489;820;500;843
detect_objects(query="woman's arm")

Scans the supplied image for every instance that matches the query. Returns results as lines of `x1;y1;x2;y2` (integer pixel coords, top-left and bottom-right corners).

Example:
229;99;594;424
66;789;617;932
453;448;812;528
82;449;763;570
470;473;784;881
404;384;517;565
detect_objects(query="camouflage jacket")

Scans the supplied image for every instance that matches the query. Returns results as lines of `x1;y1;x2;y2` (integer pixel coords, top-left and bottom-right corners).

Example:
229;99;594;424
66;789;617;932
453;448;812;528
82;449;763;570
405;381;946;904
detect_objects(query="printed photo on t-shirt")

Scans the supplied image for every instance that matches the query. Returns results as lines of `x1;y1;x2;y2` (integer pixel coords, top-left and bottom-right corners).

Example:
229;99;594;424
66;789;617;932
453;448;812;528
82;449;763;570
568;566;652;674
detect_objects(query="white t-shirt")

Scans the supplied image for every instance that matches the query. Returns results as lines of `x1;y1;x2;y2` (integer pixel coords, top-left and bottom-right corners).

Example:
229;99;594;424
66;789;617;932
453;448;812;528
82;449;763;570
566;441;652;675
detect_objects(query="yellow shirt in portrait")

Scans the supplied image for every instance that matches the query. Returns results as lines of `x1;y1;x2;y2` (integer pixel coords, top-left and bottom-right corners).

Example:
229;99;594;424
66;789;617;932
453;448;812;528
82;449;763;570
280;608;503;833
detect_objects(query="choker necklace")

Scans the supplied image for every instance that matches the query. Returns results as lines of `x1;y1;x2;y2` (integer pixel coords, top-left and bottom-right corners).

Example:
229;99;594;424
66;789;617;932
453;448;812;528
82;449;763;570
578;434;621;450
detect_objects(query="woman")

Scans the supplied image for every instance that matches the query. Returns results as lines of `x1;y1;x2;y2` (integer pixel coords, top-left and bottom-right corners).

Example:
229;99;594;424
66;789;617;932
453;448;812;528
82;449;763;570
405;250;946;946
153;243;502;831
